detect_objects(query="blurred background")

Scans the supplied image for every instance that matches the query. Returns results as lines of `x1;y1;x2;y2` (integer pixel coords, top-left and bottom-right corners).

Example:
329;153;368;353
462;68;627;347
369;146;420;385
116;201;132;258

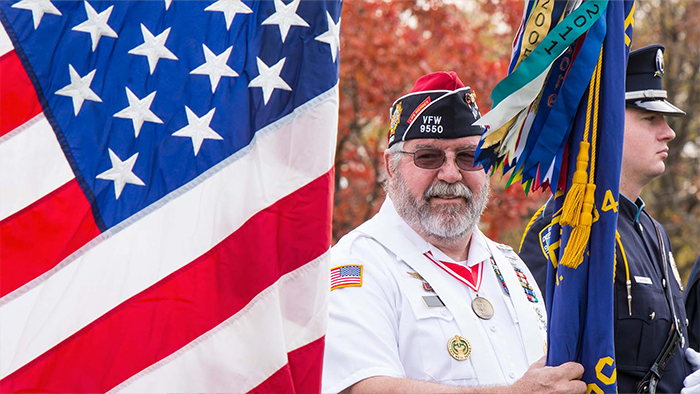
333;0;700;280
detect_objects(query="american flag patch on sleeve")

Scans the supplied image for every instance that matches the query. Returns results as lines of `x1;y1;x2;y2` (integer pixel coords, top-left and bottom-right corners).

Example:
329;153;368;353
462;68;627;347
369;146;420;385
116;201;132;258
330;264;363;290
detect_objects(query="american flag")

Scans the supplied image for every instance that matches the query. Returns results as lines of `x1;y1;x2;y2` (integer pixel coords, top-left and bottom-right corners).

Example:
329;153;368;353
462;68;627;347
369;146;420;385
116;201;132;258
0;0;340;392
330;265;362;291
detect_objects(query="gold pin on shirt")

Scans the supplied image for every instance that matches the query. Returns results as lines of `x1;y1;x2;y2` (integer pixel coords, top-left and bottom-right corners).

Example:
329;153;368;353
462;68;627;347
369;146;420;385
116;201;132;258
406;271;424;280
447;335;472;361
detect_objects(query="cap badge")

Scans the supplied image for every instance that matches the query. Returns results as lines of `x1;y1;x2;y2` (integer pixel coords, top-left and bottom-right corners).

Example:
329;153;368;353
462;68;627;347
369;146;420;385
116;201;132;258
388;102;402;140
654;48;664;78
465;91;480;119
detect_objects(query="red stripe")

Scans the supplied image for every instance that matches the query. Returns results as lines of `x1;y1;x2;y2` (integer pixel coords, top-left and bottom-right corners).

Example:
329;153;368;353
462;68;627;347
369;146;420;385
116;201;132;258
248;337;325;393
0;51;42;137
288;336;324;393
333;278;360;283
0;170;333;393
330;273;360;280
0;180;100;298
249;364;295;394
331;278;360;285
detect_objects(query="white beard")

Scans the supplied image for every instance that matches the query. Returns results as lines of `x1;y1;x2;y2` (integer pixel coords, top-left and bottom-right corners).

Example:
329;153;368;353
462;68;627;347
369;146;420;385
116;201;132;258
388;169;490;243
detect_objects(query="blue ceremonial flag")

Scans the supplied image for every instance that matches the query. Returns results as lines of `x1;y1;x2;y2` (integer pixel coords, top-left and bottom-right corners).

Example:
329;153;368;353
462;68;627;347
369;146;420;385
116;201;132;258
0;0;340;392
476;0;634;392
546;1;632;393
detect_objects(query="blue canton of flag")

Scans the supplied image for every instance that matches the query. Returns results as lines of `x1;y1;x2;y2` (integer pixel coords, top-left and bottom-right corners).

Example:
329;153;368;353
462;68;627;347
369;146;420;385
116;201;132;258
0;0;341;392
340;265;361;277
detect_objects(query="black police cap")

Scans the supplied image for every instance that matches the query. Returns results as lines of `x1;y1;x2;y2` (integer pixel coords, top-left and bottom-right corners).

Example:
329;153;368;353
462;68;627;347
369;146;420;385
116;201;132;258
626;44;685;116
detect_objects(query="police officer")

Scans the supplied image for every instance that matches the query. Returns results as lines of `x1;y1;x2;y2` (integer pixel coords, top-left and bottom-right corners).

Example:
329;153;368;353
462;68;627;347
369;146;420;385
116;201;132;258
323;72;586;394
519;44;699;393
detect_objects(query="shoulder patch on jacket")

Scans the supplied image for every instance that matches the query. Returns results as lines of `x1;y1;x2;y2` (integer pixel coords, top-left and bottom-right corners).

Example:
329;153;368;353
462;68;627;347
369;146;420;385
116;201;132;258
330;264;363;290
538;224;553;261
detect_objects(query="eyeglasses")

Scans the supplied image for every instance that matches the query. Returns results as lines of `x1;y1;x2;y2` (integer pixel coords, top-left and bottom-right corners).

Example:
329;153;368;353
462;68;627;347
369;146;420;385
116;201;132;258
397;148;484;171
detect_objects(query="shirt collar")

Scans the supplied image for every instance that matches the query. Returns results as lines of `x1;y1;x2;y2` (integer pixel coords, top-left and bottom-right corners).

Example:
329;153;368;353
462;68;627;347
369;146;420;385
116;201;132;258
619;193;646;224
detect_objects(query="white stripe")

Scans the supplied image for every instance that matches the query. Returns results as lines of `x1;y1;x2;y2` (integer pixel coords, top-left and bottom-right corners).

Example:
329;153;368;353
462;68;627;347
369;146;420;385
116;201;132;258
0;113;74;221
474;64;553;132
112;251;330;393
0;22;13;57
390;88;462;108
543;157;556;184
0;86;339;378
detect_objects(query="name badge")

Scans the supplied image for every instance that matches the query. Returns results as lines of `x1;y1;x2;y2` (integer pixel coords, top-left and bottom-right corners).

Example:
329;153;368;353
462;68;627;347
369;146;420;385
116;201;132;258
634;276;653;285
422;295;445;308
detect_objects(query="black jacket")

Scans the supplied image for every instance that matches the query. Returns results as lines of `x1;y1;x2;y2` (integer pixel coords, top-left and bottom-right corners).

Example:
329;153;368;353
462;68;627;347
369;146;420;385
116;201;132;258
686;254;700;351
519;195;692;393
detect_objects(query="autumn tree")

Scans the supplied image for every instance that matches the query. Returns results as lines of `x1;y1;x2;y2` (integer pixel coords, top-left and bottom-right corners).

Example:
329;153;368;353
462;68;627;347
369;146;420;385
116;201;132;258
334;0;547;246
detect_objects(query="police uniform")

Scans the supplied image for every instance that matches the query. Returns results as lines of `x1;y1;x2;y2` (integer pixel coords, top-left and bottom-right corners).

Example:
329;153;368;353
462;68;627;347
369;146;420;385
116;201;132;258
520;195;692;393
519;45;691;393
686;254;700;351
322;198;547;392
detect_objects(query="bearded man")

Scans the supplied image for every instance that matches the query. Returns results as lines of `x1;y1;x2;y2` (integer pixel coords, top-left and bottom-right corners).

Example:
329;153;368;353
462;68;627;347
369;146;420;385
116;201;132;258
321;72;586;394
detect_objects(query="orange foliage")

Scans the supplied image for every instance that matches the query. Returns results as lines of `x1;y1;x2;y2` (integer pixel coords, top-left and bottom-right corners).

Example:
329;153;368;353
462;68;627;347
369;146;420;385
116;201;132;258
334;0;547;244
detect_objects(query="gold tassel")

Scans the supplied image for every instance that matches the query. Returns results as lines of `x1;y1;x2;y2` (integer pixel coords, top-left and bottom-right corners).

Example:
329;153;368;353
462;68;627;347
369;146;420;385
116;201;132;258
559;141;590;227
557;47;604;269
559;183;596;268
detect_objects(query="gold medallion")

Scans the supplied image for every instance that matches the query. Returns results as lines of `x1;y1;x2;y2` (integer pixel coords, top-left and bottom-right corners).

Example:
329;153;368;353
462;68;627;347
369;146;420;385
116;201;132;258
447;335;472;361
471;296;494;320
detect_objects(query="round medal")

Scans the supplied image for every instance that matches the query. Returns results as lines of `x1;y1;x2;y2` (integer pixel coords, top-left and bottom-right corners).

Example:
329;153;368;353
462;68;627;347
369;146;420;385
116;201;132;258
471;296;494;320
447;335;472;361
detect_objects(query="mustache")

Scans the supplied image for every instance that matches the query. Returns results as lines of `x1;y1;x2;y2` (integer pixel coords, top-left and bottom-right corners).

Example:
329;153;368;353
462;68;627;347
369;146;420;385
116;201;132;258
424;182;473;200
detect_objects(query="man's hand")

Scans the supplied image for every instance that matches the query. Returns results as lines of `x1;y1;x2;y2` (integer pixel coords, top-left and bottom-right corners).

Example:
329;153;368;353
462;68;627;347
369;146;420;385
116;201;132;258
682;348;700;394
510;356;587;394
344;357;586;394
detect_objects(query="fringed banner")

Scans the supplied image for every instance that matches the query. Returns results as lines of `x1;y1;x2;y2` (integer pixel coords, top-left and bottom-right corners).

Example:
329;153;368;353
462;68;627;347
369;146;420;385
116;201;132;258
475;0;635;392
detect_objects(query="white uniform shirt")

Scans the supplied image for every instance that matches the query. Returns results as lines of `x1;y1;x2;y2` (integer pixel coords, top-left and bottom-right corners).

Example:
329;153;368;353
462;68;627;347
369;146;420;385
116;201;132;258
322;198;547;393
